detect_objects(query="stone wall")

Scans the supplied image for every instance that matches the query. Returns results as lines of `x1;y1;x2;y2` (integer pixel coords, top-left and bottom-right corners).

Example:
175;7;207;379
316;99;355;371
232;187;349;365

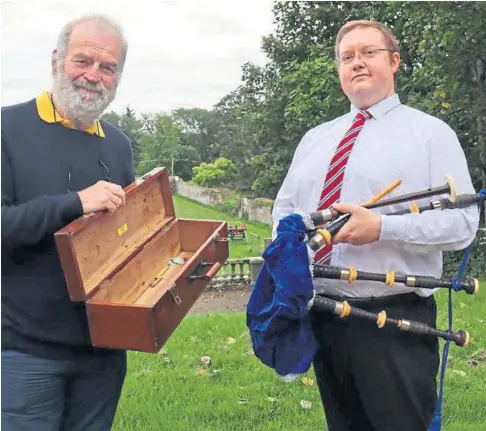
171;177;273;226
239;198;273;226
173;178;224;207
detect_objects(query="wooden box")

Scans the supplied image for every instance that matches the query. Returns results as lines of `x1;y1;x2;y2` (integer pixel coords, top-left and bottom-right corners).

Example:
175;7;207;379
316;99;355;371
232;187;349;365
54;167;228;353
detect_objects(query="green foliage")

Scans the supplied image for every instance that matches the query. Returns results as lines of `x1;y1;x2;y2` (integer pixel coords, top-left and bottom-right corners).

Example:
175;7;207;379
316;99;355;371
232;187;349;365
172;108;221;162
391;2;486;191
250;153;291;198
171;105;256;190
443;228;486;279
283;54;347;128
103;103;254;188
173;145;201;181
101;106;143;166
137;113;183;176
192;158;236;188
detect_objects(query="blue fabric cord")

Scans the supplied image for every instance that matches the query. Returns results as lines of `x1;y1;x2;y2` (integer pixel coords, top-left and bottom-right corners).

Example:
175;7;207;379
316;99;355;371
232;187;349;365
428;189;485;431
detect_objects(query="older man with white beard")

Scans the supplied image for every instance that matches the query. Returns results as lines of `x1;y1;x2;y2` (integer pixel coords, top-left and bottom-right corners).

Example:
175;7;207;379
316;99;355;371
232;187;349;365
2;14;135;431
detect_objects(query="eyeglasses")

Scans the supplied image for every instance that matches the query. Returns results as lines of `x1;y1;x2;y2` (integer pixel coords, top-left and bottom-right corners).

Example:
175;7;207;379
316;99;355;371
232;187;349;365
338;47;393;65
66;160;111;192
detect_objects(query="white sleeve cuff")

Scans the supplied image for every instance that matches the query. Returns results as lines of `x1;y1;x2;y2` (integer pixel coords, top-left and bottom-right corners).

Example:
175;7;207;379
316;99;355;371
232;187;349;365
379;215;410;241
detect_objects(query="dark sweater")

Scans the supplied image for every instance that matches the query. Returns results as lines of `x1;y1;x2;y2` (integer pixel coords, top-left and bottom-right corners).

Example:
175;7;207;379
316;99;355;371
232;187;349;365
1;98;135;359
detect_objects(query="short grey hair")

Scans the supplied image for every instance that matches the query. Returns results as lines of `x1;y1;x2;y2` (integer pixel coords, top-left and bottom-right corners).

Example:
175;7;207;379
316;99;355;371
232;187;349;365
54;14;128;76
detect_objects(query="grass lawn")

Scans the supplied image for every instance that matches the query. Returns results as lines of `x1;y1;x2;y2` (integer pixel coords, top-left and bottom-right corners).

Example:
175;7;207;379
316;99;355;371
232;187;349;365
173;194;272;259
112;285;486;431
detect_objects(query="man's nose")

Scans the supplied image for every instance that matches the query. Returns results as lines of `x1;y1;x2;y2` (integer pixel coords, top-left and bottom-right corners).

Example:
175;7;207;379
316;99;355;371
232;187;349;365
352;58;365;71
83;64;101;83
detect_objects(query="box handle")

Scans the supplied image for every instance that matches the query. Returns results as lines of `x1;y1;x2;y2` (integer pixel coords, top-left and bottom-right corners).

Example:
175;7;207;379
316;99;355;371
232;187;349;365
204;261;223;279
188;261;223;281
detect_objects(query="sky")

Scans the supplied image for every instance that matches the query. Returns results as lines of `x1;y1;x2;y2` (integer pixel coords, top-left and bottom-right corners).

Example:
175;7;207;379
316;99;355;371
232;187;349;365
1;0;276;115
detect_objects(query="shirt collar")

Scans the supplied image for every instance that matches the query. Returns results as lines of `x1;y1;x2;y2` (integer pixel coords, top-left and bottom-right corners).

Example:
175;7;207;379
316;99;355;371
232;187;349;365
350;93;402;120
35;91;105;138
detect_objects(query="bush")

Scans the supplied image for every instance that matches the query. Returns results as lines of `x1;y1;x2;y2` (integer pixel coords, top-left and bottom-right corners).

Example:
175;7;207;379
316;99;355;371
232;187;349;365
192;158;236;187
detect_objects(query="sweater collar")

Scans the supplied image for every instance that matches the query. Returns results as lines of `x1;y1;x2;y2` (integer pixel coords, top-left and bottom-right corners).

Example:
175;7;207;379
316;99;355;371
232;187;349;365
36;91;105;138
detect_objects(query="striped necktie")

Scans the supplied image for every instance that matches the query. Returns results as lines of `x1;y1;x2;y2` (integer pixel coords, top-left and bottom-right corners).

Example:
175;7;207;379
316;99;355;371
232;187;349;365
314;110;372;265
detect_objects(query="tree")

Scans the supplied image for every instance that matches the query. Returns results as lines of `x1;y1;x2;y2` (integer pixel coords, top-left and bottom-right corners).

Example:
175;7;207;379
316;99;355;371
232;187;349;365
173;145;201;181
101;106;143;168
138;113;183;176
172;108;220;162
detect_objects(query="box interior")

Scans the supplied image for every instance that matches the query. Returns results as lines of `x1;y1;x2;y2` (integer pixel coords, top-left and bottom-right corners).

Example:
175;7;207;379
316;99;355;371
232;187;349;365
87;219;225;306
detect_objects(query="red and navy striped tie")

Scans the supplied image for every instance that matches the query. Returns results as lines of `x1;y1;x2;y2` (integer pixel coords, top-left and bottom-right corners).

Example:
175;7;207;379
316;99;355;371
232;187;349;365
314;110;372;265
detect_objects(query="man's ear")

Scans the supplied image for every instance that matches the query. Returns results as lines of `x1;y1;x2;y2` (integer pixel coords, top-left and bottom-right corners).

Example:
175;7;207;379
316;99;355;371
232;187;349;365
391;52;400;75
51;49;58;75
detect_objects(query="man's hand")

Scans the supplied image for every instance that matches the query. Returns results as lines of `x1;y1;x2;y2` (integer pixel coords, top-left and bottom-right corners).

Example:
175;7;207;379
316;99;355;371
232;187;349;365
77;181;126;214
331;203;382;246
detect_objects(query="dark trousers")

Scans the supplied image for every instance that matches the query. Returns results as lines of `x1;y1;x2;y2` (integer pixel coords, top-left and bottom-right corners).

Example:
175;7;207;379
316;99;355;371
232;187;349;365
310;293;440;431
1;349;127;431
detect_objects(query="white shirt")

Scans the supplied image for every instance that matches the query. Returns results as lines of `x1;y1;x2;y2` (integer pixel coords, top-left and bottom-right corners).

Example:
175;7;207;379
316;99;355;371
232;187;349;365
272;94;480;298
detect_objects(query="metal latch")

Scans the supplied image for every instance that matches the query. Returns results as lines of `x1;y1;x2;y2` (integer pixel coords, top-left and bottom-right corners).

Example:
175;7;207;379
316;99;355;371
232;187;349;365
169;284;182;306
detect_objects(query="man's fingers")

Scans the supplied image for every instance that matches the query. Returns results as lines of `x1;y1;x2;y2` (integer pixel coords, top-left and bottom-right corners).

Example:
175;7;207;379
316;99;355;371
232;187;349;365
332;202;360;214
105;183;126;202
101;182;126;205
332;224;350;244
105;200;117;213
109;195;123;208
79;181;127;214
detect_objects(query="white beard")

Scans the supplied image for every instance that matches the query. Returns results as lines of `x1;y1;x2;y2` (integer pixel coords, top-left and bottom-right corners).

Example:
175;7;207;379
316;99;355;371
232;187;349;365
52;63;117;127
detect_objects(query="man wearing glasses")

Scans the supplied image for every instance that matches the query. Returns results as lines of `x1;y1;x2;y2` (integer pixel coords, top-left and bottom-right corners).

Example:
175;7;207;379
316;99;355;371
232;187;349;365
272;20;478;431
2;14;135;431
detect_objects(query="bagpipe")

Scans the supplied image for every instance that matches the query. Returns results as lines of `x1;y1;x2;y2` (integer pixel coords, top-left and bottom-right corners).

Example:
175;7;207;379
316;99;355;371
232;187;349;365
246;174;485;431
307;175;482;252
312;264;478;297
308;175;456;226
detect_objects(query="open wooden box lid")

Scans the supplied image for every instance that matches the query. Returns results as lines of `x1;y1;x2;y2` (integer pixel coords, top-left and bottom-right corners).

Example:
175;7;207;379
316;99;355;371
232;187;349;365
55;167;176;302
